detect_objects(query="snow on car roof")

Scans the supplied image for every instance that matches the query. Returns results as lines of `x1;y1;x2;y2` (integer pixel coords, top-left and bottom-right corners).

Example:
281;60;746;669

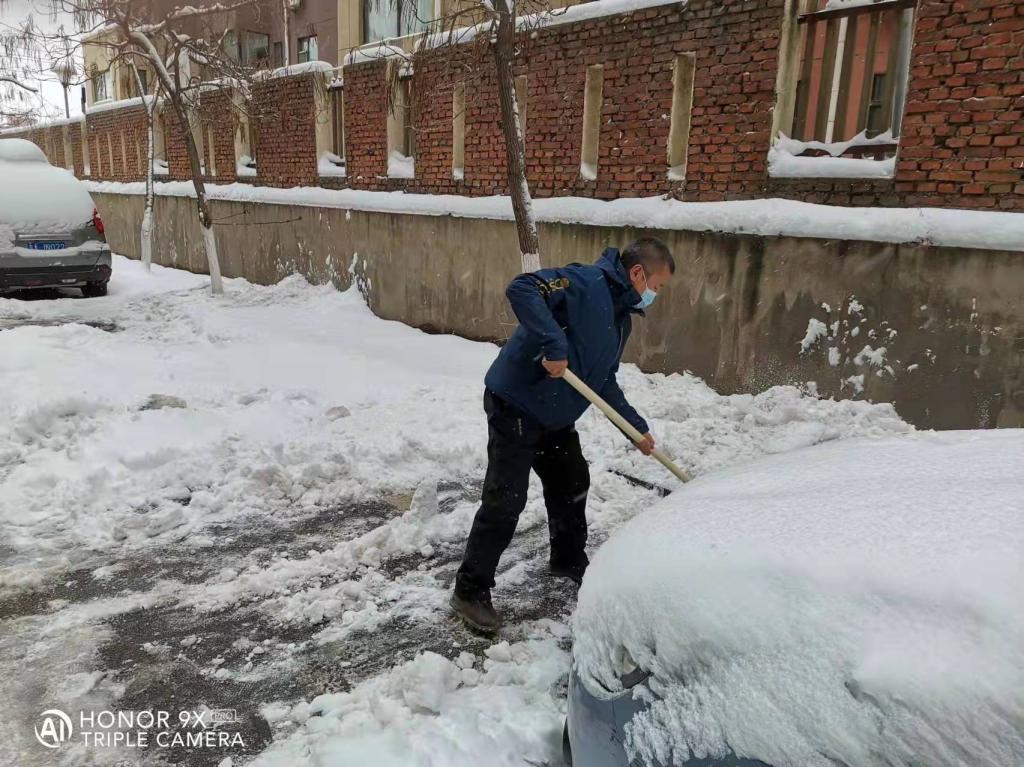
572;430;1024;767
0;142;96;233
0;138;48;162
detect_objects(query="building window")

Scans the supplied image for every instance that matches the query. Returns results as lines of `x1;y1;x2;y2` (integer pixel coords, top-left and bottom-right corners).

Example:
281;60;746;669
363;0;432;43
771;0;916;177
297;35;318;63
667;53;695;180
136;69;148;96
272;41;284;68
244;32;270;66
92;70;110;102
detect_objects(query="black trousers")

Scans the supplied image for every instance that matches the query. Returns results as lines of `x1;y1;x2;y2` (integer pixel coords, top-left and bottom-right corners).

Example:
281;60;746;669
455;389;590;599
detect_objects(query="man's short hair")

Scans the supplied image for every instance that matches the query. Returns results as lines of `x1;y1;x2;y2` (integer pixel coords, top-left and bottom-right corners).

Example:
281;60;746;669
621;237;675;275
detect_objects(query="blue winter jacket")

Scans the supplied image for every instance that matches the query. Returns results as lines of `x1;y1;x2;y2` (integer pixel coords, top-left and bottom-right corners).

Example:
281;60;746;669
484;248;649;434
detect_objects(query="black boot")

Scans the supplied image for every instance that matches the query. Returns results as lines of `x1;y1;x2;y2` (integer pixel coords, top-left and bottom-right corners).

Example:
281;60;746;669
450;590;501;634
548;557;588;586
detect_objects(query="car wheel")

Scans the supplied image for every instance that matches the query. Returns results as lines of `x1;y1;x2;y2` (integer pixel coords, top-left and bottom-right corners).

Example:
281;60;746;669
82;282;108;298
562;719;572;765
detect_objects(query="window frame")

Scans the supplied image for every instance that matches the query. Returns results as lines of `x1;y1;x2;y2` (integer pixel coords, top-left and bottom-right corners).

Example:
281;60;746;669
362;0;432;44
243;31;271;67
297;35;319;64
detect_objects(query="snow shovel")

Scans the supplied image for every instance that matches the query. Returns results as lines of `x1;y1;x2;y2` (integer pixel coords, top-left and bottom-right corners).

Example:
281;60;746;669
562;369;691;486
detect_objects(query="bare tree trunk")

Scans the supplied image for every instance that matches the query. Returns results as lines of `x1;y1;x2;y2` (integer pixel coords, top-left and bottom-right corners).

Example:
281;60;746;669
177;101;224;294
130;61;155;272
130;30;223;294
492;1;541;273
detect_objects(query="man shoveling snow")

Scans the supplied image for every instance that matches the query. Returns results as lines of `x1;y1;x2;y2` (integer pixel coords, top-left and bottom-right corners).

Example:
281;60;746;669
451;238;675;633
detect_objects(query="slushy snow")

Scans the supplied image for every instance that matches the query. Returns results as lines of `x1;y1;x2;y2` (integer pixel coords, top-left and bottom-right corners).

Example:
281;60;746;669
573;431;1024;767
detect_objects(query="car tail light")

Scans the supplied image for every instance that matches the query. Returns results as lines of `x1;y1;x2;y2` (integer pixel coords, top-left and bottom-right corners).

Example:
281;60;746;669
92;208;105;236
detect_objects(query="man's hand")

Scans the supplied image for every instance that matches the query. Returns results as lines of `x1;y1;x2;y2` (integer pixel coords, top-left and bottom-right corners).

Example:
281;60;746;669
542;358;568;378
635;432;656;456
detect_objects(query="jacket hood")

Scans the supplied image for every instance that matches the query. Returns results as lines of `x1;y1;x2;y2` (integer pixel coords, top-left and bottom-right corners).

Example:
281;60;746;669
596;247;643;313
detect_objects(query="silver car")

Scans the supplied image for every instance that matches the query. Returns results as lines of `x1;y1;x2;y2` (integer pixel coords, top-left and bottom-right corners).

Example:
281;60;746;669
0;138;112;296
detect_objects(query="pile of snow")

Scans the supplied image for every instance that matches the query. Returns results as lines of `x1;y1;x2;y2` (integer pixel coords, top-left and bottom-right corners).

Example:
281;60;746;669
237;154;257;177
85;180;1024;252
318;150;346;177
0;139;96;233
573;430;1024;766
250;623;569;767
387;150;415;179
769;131;898;179
769;148;895;179
0;137;48;162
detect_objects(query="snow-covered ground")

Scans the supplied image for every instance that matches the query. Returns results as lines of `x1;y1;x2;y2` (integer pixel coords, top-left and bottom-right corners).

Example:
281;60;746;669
0;256;912;766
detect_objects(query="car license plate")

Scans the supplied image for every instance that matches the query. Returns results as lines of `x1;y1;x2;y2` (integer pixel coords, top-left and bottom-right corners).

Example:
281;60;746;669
26;241;67;251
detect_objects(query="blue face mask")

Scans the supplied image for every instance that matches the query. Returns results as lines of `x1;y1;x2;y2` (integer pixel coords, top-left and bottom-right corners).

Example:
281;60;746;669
633;270;657;309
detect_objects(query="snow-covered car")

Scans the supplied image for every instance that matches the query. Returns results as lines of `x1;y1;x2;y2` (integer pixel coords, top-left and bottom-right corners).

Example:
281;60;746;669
566;430;1024;767
0;138;112;296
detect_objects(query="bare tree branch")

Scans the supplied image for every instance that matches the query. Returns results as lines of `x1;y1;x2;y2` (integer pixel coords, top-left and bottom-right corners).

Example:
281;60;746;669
0;74;38;91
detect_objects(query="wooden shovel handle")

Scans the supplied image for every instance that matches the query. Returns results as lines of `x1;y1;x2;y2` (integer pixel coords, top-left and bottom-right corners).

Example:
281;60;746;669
562;368;691;484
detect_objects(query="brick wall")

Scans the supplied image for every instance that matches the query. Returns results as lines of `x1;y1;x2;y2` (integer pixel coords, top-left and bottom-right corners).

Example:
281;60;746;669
5;0;1022;211
344;60;399;190
249;73;320;187
86;105;149;182
896;0;1024;209
199;89;241;183
365;0;783;200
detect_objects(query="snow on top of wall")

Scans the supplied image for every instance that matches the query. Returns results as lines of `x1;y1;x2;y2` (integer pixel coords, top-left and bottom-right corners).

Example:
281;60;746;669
84;180;1024;253
418;0;687;51
86;95;156;115
0;115;84;135
343;44;409;67
267;60;335;78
